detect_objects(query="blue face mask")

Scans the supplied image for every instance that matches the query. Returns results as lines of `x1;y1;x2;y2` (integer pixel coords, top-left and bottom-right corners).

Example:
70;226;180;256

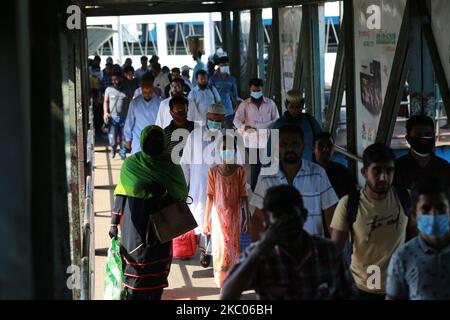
417;214;450;239
220;149;235;163
220;66;230;74
250;91;264;100
207;120;222;131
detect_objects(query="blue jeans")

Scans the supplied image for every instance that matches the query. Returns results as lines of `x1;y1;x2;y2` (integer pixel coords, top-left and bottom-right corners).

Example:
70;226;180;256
108;116;126;157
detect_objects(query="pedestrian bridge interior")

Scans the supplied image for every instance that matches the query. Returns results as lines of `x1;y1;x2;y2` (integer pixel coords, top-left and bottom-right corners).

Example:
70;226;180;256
1;0;450;299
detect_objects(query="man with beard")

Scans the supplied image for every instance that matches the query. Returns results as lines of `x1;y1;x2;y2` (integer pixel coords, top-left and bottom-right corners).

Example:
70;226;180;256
249;124;339;240
124;78;162;154
331;143;416;300
221;185;356;300
394;115;450;190
155;78;196;129
234;78;280;190
188;69;221;125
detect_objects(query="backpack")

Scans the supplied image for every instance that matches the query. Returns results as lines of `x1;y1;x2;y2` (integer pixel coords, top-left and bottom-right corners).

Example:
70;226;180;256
346;186;411;242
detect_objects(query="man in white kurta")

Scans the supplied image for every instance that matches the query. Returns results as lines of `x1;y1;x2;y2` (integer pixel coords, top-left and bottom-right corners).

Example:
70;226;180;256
180;103;227;235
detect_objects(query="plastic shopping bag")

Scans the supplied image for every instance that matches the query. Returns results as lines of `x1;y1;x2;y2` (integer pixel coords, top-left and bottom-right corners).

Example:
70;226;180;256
104;237;125;300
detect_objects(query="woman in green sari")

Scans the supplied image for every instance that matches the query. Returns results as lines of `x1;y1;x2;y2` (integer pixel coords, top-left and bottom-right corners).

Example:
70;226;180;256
109;125;188;300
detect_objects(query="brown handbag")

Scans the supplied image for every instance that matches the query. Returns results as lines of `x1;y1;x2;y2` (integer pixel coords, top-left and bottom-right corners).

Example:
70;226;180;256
147;197;198;244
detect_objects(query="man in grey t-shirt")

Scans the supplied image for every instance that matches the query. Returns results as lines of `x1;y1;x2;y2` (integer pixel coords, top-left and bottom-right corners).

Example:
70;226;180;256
103;72;129;159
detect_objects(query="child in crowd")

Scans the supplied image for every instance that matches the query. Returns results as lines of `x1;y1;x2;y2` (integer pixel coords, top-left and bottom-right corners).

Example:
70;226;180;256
203;135;249;287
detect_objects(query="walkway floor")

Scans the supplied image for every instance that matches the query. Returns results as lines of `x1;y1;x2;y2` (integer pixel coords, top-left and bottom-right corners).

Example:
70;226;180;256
93;137;255;300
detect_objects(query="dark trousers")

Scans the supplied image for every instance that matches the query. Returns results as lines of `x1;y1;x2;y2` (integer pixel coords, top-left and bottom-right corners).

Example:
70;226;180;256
126;288;163;300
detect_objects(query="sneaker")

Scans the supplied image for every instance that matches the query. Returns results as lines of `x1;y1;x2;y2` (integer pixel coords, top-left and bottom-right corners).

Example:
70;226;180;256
120;154;126;161
110;149;116;159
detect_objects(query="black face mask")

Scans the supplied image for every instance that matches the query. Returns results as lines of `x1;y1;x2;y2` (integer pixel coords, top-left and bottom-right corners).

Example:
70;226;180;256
408;136;435;156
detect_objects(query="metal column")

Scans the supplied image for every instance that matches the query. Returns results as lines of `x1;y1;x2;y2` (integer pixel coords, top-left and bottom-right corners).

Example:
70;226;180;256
271;7;282;112
407;0;435;119
244;9;260;89
221;12;232;55
303;4;325;122
376;1;411;145
344;0;358;180
231;10;241;95
420;0;450;126
325;20;346;138
257;9;265;80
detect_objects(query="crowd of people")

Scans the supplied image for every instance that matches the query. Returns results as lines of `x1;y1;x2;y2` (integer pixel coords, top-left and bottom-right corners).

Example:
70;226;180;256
89;53;450;300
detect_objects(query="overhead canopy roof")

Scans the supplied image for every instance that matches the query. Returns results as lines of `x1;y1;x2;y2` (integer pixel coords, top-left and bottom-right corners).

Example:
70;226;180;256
87;27;116;55
80;0;332;16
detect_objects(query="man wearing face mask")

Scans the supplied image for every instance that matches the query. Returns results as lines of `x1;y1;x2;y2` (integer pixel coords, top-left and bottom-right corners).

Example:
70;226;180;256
155;78;196;129
221;185;356;300
250;125;339;241
394;115;450;191
209;56;239;129
386;176;450;300
180;103;227;238
234;78;280;190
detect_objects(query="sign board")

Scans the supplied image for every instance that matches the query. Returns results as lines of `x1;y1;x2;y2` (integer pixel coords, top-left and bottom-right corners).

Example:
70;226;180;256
353;0;406;186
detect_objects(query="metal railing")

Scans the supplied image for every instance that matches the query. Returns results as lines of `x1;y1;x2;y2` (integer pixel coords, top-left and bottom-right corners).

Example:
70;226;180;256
334;145;363;163
81;101;96;300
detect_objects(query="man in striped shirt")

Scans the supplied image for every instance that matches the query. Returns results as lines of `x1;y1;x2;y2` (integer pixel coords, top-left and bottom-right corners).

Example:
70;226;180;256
163;96;195;164
250;124;339;240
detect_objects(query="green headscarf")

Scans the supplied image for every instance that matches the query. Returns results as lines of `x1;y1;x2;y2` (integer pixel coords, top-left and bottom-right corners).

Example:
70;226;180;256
114;125;188;200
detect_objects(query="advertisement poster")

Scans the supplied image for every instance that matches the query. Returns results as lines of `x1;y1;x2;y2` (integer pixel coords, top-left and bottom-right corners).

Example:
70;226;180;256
279;7;302;106
431;0;450;102
353;0;406;185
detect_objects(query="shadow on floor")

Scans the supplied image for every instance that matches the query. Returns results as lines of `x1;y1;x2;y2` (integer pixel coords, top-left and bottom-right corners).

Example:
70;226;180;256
95;248;109;257
192;268;214;278
94;185;117;190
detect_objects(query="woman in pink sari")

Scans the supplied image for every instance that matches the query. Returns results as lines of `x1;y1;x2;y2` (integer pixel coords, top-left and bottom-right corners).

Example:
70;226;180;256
203;136;249;287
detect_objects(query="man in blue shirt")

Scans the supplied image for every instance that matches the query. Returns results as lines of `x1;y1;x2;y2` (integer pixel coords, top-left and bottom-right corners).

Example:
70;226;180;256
386;176;450;300
124;79;162;154
209;56;239;129
192;51;206;88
